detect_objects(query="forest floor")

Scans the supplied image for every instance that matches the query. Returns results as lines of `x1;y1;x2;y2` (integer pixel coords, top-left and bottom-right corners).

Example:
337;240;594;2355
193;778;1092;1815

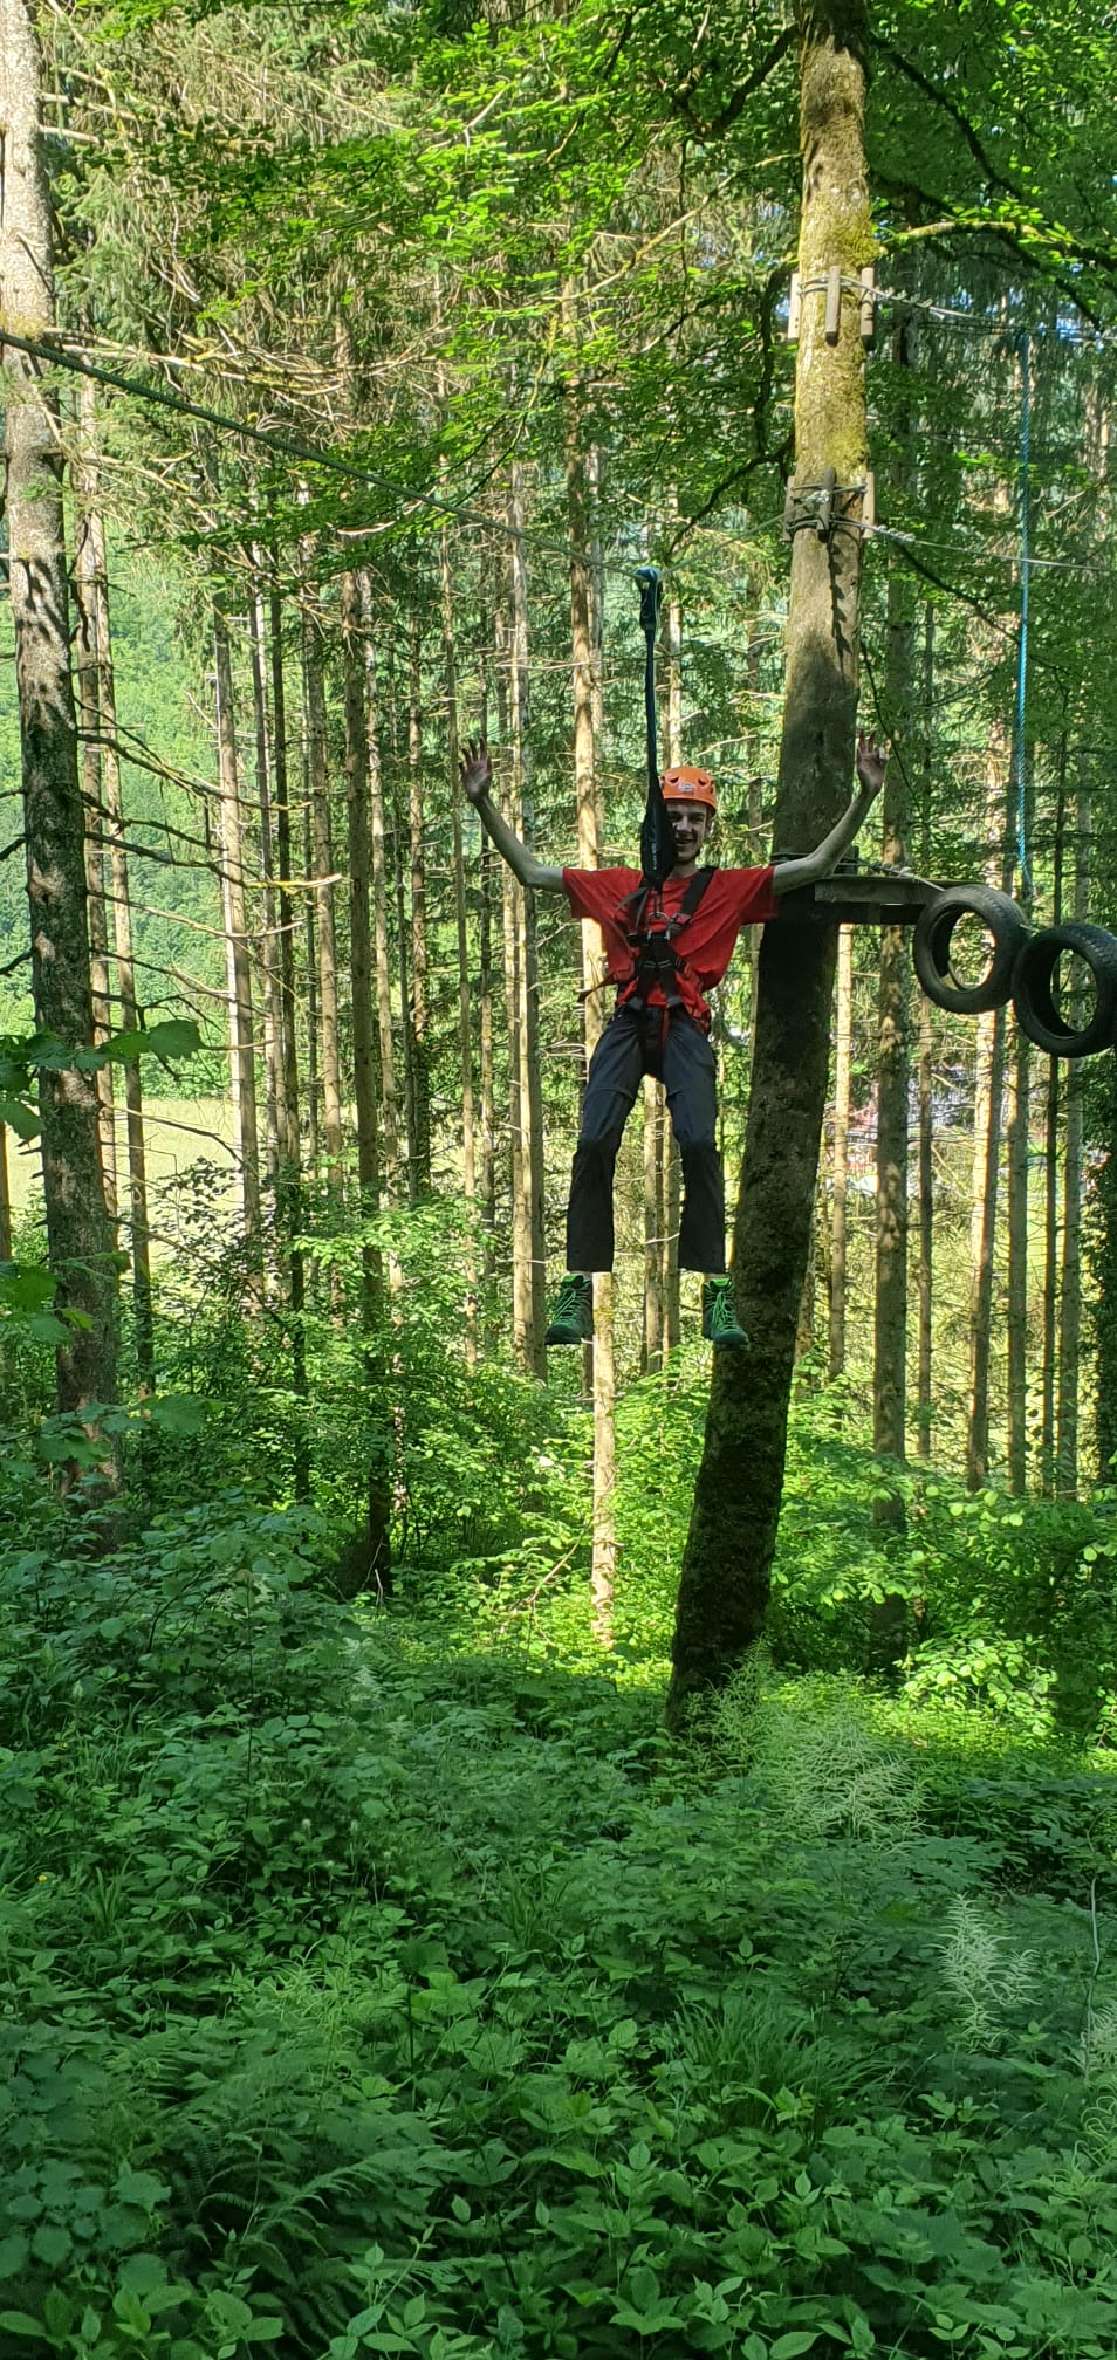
3;1462;1117;2358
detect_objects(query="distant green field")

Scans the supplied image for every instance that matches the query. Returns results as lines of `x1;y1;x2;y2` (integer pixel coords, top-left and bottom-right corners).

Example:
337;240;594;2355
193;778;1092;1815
4;1095;236;1254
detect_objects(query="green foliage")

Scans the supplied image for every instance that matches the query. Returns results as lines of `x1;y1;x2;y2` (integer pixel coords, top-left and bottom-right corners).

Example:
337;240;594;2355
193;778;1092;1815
2;1437;1117;2357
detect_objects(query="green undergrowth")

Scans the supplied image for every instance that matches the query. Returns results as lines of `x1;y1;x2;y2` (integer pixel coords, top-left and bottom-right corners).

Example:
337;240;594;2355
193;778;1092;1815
2;1491;1117;2359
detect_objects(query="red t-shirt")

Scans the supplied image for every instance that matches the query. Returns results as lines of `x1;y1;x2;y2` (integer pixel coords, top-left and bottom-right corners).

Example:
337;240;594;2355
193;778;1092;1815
563;864;778;1028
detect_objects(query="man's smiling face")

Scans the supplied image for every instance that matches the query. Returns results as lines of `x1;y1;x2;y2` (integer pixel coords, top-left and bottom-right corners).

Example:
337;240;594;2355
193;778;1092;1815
666;799;712;872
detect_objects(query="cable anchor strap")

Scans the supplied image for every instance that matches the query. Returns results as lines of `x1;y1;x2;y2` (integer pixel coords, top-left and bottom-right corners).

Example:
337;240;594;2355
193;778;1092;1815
786;264;876;346
782;471;875;543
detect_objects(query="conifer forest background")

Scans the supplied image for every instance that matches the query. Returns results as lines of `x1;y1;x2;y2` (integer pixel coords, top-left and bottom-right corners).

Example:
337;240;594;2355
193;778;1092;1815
4;3;1117;2354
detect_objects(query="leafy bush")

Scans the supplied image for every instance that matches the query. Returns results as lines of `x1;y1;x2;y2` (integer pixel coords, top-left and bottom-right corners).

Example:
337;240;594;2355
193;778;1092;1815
2;1489;1117;2357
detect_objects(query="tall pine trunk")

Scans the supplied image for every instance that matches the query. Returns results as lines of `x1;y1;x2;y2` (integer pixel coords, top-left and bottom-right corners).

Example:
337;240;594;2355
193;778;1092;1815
1;0;118;1429
567;346;615;1634
873;324;914;1508
965;753;1010;1489
212;585;262;1249
669;0;871;1721
302;571;344;1205
509;467;547;1373
1041;758;1066;1495
440;530;478;1354
828;925;853;1379
408;614;432;1196
1057;777;1090;1496
341;566;392;1591
72;392;117;1221
359;575;401;1202
268;562;310;1500
915;606;936;1459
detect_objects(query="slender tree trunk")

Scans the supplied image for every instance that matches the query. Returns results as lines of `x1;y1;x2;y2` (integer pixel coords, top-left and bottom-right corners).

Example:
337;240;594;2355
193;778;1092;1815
669;2;871;1723
0;1;119;1434
1006;991;1031;1496
915;605;936;1460
477;613;497;1291
85;486;153;1391
302;572;344;1204
1041;759;1066;1495
440;530;478;1354
873;345;913;1508
828;925;853;1380
72;393;116;1220
567;366;614;1627
663;569;684;1353
508;467;547;1374
341;565;392;1591
269;563;310;1501
248;553;285;1196
0;1126;11;1261
966;754;1010;1490
304;801;320;1174
1057;778;1090;1495
359;574;400;1201
408;613;432;1196
212;589;262;1249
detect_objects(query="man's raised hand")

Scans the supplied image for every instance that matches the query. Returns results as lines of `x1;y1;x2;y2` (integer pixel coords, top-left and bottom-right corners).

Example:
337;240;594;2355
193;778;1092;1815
460;738;492;805
855;730;889;800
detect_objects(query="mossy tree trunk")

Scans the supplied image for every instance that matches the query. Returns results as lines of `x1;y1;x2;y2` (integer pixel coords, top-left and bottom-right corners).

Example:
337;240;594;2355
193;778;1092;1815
668;0;871;1726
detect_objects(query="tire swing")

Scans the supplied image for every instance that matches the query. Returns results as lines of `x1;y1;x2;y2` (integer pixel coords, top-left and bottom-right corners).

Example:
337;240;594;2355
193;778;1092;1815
912;884;1030;1016
1011;922;1117;1059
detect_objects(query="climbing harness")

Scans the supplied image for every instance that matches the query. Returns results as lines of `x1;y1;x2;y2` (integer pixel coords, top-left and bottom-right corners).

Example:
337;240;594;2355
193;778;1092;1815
618;867;719;1022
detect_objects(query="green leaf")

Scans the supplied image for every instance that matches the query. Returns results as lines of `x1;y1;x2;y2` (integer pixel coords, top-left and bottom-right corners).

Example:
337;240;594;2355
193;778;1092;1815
104;1019;202;1065
0;2238;29;2282
0;2318;49;2344
771;2338;820;2359
0;1096;39;1140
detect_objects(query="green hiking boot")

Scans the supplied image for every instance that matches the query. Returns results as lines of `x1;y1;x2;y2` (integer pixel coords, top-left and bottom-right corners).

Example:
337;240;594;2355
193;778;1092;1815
702;1276;749;1350
545;1272;594;1347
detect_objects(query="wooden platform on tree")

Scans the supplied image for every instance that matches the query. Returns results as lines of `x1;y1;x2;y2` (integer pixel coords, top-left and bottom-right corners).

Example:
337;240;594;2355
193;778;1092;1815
781;869;941;928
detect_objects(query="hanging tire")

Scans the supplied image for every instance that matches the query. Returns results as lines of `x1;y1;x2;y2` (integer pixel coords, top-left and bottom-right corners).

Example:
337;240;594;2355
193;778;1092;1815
912;884;1030;1016
1011;922;1117;1059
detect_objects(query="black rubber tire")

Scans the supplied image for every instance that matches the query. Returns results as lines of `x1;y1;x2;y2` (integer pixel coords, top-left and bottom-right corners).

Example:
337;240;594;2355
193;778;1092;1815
912;884;1030;1016
1011;922;1117;1059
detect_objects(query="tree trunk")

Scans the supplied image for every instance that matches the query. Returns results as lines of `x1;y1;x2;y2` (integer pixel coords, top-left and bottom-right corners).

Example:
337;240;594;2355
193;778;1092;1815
359;573;401;1202
0;1125;11;1261
477;610;497;1290
508;466;547;1374
669;1;871;1724
567;356;615;1628
1057;777;1090;1496
1040;755;1065;1496
828;925;853;1379
1005;1006;1031;1495
248;552;285;1197
873;333;913;1512
408;612;432;1196
341;565;392;1592
269;562;310;1502
965;753;1010;1490
85;460;153;1390
915;605;935;1460
1;0;119;1432
663;569;684;1353
72;389;116;1221
440;529;478;1354
302;571;344;1204
212;587;262;1249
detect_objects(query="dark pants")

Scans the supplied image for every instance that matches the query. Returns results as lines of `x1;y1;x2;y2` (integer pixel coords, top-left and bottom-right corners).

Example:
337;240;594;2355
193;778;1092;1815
567;1005;725;1274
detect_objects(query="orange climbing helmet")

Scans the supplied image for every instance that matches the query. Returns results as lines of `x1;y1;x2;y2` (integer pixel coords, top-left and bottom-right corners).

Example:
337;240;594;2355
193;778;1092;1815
661;764;718;814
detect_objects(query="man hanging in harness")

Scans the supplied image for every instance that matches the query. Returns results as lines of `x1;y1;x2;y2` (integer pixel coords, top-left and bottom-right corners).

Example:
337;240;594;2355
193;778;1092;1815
459;735;887;1348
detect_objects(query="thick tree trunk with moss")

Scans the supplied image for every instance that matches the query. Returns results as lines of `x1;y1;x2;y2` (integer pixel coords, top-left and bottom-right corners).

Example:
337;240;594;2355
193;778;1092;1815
2;0;118;1430
669;1;870;1725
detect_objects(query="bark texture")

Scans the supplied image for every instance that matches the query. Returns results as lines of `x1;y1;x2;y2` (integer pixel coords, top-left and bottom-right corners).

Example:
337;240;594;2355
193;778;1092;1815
669;1;870;1724
2;0;118;1424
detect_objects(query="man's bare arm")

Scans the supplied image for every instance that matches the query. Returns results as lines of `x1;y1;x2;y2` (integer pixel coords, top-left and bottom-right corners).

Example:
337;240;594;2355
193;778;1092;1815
460;739;564;892
770;731;888;897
